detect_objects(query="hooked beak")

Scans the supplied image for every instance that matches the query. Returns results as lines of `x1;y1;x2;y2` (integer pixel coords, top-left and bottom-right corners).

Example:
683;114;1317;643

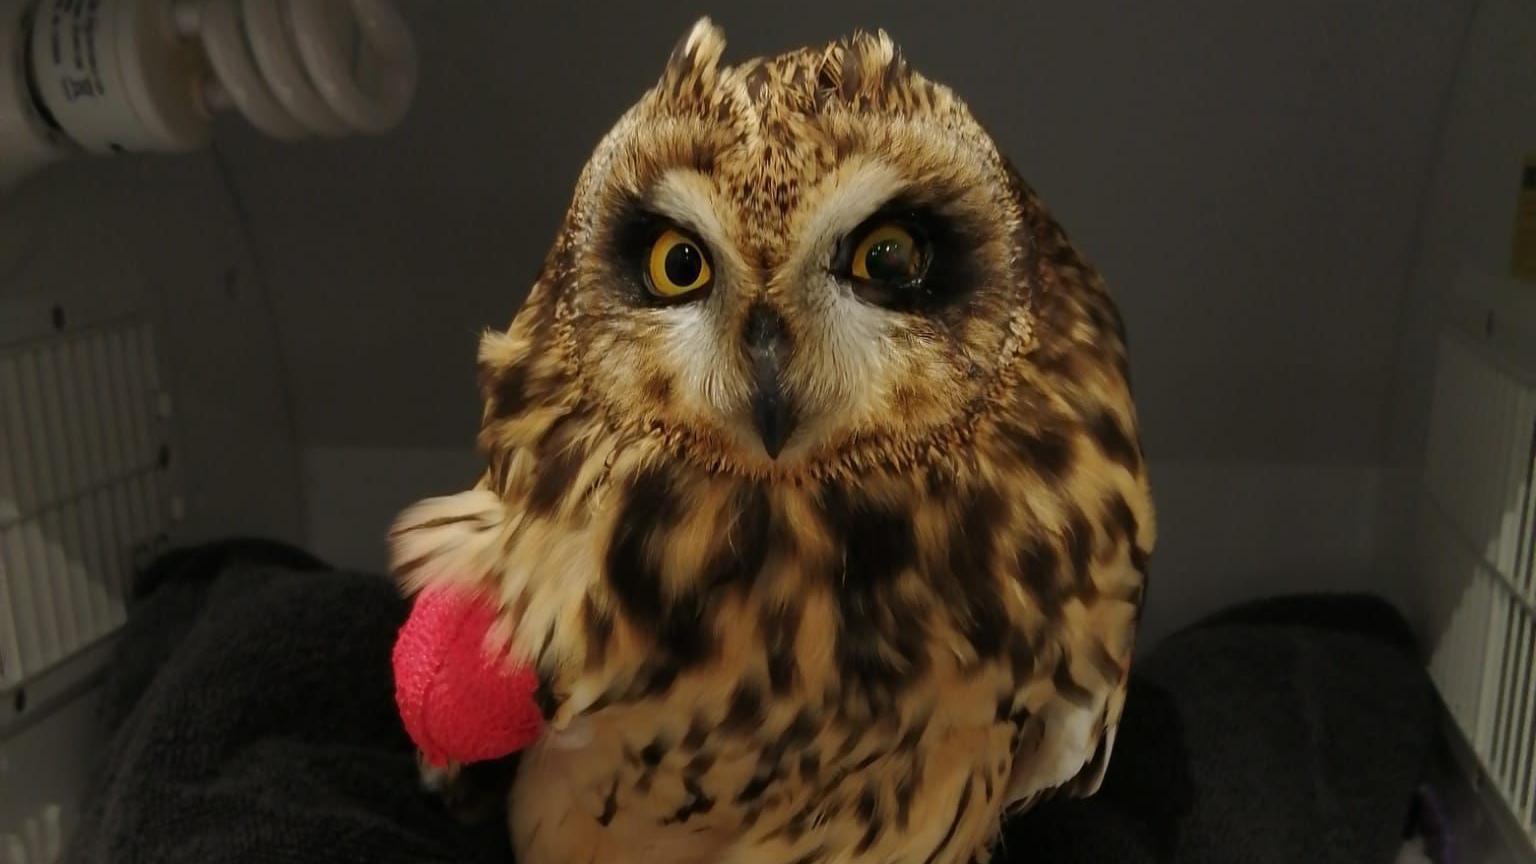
743;304;796;460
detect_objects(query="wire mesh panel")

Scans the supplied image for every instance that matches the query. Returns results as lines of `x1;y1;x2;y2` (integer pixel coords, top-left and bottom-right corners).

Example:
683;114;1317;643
1421;330;1536;843
0;318;172;690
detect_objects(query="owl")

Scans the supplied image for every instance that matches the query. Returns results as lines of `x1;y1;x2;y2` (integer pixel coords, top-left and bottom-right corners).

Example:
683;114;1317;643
390;18;1153;864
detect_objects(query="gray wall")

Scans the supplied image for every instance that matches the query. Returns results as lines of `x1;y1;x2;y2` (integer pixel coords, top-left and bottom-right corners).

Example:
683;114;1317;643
210;1;1477;643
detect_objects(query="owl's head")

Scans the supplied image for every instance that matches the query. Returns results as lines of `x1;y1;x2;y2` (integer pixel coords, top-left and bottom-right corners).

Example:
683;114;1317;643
404;21;1148;728
481;19;1075;482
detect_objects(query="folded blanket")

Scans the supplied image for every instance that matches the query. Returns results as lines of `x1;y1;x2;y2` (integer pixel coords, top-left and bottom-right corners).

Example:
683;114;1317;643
68;540;509;864
1001;594;1434;864
67;541;1436;863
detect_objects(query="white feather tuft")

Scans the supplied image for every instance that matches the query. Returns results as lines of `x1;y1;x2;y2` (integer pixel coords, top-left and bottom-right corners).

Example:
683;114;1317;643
388;489;510;594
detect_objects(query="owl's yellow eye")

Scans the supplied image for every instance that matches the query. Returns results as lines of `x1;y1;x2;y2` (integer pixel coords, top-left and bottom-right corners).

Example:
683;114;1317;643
646;229;712;298
851;223;923;283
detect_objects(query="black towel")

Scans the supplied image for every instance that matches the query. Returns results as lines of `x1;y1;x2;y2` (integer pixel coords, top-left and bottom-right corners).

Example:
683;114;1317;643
1001;594;1436;864
67;540;510;864
67;541;1436;863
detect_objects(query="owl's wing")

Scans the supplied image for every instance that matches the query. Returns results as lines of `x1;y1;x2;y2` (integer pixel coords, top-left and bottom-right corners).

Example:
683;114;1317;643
390;480;652;731
997;525;1143;814
390;487;512;594
1003;701;1119;816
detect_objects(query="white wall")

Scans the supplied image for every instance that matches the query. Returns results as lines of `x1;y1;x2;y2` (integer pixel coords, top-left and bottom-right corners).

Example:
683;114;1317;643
301;446;478;571
0;153;302;550
208;1;1478;641
0;150;301;851
1372;5;1536;853
1379;0;1536;624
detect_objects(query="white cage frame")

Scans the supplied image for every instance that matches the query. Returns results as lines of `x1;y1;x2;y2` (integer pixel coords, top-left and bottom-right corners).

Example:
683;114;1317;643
1421;327;1536;848
0;309;176;693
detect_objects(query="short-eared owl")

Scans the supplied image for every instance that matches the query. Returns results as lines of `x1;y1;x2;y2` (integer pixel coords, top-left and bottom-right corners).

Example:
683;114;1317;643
392;17;1153;864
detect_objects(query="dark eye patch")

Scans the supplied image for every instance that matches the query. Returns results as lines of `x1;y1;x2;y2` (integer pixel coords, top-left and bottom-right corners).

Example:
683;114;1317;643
604;199;709;307
832;198;979;314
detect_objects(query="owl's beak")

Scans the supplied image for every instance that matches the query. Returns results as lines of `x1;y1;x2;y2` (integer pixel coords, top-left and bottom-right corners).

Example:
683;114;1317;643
743;304;796;459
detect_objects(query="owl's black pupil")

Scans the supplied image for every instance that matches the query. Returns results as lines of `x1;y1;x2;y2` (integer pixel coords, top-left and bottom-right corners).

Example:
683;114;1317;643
664;243;702;286
865;239;912;282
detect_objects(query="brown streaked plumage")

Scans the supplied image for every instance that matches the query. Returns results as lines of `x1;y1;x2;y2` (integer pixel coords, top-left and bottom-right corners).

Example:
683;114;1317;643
390;18;1153;864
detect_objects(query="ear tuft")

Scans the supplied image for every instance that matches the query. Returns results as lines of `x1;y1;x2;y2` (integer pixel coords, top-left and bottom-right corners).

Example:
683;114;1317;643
819;29;908;109
659;17;727;104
